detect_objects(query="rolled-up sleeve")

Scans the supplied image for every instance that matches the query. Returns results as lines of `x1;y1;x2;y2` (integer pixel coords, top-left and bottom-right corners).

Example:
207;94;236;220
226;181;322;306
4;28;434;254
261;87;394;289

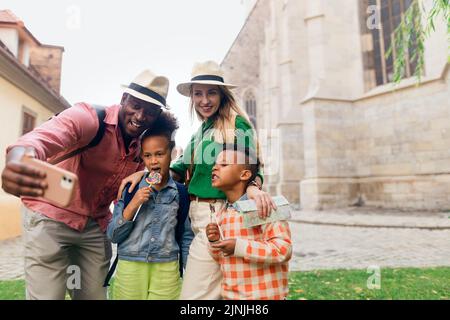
6;103;98;161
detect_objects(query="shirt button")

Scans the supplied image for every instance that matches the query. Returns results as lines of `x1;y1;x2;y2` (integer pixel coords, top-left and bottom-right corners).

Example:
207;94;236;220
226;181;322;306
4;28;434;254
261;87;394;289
118;219;123;225
150;238;155;242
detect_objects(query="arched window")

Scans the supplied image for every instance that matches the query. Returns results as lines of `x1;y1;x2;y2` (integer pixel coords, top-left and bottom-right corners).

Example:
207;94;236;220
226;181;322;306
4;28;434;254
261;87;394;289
244;91;257;128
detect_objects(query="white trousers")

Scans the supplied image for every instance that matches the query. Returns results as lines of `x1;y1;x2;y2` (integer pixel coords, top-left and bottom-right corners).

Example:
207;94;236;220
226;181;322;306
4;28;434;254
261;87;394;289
180;199;225;300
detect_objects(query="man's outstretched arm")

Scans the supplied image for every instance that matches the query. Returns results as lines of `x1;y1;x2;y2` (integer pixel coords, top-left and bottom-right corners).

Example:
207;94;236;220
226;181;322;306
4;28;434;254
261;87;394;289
2;103;98;197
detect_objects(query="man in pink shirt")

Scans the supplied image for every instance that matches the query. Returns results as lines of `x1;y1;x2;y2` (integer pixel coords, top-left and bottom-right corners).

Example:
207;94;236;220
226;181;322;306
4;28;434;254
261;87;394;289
1;69;171;300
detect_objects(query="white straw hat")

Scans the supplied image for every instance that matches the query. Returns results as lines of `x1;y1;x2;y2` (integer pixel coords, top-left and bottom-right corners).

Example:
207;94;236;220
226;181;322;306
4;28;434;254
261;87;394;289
177;61;237;97
123;70;169;109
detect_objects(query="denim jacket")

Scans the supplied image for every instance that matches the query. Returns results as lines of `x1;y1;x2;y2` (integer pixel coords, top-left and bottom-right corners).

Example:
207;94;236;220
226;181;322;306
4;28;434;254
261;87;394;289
107;175;193;267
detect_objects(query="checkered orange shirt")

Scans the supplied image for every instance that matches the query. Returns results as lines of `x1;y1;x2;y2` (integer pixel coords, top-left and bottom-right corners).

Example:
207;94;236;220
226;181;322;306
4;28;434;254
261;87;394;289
208;203;292;300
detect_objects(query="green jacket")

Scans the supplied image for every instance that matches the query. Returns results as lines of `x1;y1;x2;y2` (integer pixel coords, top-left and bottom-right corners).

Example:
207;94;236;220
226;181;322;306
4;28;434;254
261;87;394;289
170;115;262;199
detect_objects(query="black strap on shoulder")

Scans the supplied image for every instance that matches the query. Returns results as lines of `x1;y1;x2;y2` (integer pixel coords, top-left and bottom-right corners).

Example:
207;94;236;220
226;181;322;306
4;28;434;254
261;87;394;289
49;105;106;165
174;181;190;278
86;105;106;148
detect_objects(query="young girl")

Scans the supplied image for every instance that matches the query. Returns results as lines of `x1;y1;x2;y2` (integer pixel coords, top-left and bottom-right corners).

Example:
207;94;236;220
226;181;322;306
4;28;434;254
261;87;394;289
118;61;275;299
107;112;193;300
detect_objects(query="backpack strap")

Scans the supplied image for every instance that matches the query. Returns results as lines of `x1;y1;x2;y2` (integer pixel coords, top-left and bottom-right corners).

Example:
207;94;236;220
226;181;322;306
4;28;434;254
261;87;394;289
49;105;106;165
103;256;118;288
174;181;190;278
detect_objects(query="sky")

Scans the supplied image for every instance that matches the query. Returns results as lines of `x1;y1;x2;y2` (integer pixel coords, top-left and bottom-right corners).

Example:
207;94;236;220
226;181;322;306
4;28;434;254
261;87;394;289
1;0;251;147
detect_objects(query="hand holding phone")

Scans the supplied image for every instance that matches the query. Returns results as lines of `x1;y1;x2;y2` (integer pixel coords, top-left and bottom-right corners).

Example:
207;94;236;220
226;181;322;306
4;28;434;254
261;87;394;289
1;147;47;197
21;156;78;207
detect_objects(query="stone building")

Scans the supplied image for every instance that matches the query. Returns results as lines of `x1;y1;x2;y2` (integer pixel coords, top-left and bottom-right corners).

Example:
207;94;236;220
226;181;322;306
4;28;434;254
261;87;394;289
222;0;449;210
0;10;69;239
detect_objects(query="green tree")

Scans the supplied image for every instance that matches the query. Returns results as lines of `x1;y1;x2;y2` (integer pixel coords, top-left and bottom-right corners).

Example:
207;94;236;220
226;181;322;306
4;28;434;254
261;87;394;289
386;0;449;84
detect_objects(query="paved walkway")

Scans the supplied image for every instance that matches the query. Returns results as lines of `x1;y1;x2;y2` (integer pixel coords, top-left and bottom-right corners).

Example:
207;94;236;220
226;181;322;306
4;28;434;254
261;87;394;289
289;208;450;271
1;208;449;280
0;236;24;280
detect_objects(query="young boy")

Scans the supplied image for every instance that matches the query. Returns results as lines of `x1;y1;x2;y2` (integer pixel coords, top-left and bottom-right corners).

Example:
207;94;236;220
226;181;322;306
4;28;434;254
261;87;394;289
206;145;292;300
107;112;194;300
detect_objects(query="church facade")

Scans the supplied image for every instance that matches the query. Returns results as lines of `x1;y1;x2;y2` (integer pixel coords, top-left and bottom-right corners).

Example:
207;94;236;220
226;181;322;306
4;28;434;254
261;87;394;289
222;0;449;210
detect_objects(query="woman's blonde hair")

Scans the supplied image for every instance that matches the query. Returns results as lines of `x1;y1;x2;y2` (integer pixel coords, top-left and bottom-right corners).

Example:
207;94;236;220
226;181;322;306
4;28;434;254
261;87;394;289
190;85;263;166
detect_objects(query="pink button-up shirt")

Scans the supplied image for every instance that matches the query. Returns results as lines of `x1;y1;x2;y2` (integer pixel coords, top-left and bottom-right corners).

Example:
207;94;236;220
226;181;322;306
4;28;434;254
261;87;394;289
7;103;144;232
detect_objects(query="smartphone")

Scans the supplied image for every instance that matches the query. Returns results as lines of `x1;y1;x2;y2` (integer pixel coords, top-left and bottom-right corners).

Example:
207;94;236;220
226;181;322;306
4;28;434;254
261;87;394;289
21;156;78;207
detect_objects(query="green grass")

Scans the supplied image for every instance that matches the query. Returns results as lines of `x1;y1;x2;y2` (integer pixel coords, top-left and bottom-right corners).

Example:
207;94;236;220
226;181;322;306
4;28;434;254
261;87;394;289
0;279;112;300
287;267;450;300
0;279;25;300
0;267;449;300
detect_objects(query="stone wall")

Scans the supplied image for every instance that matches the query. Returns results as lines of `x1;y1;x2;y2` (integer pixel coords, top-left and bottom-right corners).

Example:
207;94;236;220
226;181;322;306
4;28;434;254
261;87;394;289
221;0;268;99
354;70;450;210
301;99;359;209
301;68;450;210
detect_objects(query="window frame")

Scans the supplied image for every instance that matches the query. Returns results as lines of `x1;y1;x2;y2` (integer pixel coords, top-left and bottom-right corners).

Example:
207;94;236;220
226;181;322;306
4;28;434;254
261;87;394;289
21;106;37;136
360;0;419;89
243;90;257;129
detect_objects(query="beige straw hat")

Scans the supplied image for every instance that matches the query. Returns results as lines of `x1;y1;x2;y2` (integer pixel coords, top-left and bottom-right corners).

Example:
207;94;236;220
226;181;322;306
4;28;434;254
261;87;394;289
123;70;169;109
177;61;237;97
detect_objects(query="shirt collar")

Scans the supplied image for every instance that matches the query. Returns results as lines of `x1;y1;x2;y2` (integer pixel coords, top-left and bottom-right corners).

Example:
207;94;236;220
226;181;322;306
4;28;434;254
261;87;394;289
164;175;178;190
204;117;214;128
202;117;215;133
226;193;249;211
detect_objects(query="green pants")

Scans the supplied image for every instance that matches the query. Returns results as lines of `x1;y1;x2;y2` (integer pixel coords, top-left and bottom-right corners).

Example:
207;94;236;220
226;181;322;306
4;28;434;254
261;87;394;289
112;259;181;300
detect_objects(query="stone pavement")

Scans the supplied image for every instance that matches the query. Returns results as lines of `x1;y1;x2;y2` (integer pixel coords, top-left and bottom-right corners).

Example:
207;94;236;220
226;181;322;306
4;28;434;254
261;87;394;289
1;207;450;280
291;207;450;230
289;208;450;271
0;236;24;280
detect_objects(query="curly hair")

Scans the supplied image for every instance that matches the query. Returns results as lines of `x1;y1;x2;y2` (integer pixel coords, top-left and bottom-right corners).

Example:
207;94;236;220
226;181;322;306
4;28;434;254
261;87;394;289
140;111;179;150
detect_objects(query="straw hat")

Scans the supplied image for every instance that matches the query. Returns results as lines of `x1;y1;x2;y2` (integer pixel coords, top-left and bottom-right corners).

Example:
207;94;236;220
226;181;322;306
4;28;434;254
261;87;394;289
177;61;237;97
123;70;169;109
